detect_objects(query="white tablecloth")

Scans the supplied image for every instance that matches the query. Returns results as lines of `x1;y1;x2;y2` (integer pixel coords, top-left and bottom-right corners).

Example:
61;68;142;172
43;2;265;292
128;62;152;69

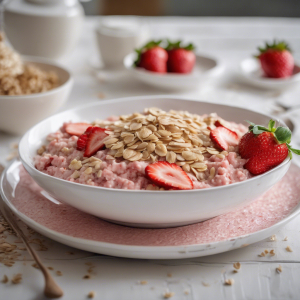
1;16;300;300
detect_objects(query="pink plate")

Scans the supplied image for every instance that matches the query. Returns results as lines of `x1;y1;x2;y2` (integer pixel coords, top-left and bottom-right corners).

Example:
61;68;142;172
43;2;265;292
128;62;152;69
1;160;300;259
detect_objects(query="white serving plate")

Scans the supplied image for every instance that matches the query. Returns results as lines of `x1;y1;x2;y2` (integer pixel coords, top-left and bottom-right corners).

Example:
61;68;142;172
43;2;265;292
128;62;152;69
1;160;299;260
19;96;291;228
0;56;73;135
124;52;223;90
239;57;300;90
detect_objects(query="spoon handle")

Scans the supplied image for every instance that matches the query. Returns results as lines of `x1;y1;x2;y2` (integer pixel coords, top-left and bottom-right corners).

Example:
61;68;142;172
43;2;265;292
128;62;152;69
0;164;64;298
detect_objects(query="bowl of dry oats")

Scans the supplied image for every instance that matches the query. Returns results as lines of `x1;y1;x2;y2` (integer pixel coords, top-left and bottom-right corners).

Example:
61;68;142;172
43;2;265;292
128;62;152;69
0;36;73;135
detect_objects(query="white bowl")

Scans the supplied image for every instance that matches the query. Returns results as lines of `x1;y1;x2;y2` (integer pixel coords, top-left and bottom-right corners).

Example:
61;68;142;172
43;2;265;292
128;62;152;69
0;56;73;135
124;52;222;90
19;96;291;228
239;57;300;90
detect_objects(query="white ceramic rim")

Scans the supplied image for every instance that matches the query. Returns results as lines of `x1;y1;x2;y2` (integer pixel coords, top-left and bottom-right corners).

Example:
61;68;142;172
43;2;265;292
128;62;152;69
239;57;300;83
124;52;221;78
0;55;73;99
19;95;290;195
1;159;300;253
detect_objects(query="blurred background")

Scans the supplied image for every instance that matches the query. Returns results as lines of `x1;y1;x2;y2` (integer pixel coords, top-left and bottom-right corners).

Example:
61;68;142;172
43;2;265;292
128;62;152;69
82;0;300;17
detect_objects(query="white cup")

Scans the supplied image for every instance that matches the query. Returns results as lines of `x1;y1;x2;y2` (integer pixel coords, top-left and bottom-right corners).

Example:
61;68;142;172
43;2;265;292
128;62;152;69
95;17;150;68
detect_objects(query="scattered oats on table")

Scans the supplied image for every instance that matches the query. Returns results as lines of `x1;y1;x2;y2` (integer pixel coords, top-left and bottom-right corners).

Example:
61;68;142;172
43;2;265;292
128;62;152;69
56;270;62;276
283;237;288;241
286;246;293;252
11;273;22;284
1;275;8;283
270;249;275;256
270;235;277;241
163;292;175;299
233;262;241;272
258;252;265;257
202;281;210;287
224;279;234;286
139;280;148;285
87;291;95;298
276;265;282;274
83;275;91;279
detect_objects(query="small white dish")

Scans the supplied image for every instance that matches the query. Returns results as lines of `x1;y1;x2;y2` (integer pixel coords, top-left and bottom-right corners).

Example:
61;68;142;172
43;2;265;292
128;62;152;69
1;160;299;259
19;96;291;228
239;57;300;90
124;53;222;90
0;56;73;135
96;17;150;67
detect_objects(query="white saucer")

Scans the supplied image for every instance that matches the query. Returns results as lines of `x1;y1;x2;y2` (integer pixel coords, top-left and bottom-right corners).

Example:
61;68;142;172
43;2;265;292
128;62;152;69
239;57;300;90
1;160;300;260
124;52;223;90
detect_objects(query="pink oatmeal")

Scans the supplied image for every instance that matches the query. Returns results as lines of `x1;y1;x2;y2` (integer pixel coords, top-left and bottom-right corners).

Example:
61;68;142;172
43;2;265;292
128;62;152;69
34;108;251;190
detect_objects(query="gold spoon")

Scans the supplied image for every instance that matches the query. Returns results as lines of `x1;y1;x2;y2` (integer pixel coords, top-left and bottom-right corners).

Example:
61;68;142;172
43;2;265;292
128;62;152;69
0;164;64;298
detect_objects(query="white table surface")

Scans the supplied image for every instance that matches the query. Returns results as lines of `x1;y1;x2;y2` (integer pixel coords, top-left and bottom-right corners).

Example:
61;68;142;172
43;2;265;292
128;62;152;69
1;16;300;300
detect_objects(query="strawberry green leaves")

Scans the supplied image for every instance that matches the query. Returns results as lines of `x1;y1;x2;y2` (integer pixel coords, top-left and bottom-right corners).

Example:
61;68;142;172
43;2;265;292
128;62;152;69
257;40;292;55
247;119;299;159
274;127;291;144
165;40;195;51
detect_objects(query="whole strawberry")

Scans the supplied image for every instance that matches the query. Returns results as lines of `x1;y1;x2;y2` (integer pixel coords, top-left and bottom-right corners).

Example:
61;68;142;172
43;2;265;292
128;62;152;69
239;120;300;175
134;40;168;73
166;40;196;73
257;41;294;78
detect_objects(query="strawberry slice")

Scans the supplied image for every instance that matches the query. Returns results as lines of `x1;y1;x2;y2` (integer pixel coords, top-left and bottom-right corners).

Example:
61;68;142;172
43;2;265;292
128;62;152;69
145;161;193;190
77;134;88;151
210;126;239;151
84;127;108;157
65;123;91;136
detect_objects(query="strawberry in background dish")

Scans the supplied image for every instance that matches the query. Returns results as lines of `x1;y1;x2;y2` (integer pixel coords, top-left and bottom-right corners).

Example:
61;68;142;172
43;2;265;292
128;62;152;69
166;40;196;74
256;40;294;78
239;120;300;175
134;40;168;73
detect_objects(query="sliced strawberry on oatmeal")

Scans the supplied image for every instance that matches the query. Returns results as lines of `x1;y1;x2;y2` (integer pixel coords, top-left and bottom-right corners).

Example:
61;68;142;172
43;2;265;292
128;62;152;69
210;126;239;151
145;161;193;190
77;134;88;151
84;127;108;157
65;123;91;136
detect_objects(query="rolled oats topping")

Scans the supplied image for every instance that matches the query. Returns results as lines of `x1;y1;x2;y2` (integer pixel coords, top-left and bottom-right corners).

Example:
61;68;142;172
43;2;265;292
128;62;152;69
89;107;235;180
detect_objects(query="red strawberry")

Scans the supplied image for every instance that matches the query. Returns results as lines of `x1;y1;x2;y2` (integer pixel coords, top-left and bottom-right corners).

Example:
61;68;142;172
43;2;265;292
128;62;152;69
135;40;168;73
77;134;88;151
166;41;196;73
84;127;108;157
239;120;300;175
210;126;239;151
145;161;193;190
65;123;91;136
257;41;294;78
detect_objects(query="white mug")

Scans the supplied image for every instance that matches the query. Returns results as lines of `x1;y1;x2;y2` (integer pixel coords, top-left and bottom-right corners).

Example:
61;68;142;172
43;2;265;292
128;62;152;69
95;17;150;68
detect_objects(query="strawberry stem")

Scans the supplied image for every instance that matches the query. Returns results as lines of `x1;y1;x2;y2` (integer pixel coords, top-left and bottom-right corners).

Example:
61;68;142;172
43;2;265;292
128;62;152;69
165;40;195;51
256;40;292;58
247;119;300;158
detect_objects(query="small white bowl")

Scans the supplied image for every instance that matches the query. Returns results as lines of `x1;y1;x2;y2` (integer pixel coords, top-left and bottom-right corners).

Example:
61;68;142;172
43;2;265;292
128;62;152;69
19;96;291;228
239;57;300;90
0;56;73;135
124;52;222;90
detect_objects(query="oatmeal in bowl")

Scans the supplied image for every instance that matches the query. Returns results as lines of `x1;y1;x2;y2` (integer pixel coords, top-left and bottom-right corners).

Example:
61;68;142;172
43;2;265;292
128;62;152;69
34;107;251;191
0;34;73;135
